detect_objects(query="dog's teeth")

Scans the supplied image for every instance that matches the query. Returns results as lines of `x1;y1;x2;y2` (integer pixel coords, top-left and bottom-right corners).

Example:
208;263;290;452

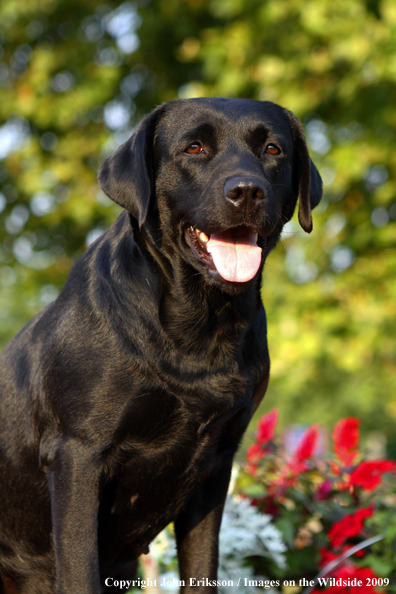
199;232;209;243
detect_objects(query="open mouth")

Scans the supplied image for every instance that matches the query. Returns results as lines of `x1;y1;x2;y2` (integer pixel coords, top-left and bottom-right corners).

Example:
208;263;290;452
185;225;264;283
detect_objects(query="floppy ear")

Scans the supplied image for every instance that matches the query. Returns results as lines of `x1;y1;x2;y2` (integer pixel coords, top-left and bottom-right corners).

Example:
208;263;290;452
98;106;164;227
286;110;323;233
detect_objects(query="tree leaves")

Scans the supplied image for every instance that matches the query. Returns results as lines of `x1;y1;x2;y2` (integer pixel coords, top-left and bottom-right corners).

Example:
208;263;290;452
0;0;395;448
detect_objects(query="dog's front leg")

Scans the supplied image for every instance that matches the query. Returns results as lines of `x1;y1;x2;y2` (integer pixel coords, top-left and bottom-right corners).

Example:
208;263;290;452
174;460;232;593
46;437;102;594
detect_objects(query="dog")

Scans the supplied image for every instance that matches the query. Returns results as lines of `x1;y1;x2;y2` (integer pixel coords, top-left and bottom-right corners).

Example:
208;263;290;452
0;98;322;594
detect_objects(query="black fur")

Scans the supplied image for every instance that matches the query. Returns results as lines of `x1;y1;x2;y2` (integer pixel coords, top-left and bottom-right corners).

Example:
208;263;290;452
0;98;322;594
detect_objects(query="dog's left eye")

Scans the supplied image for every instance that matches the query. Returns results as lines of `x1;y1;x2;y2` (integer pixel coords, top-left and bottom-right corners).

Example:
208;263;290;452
185;143;205;154
265;144;281;155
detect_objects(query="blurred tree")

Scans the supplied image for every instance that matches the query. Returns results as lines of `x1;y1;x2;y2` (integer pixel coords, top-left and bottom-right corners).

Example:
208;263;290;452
0;0;395;449
180;0;396;452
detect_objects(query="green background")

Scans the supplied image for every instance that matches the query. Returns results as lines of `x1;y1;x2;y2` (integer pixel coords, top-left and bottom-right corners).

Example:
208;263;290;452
0;0;395;452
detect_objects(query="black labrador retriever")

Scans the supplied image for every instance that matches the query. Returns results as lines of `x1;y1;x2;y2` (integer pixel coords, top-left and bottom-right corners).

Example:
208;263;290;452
0;98;322;594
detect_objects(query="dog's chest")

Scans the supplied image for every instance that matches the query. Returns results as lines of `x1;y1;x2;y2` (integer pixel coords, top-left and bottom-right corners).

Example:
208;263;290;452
99;389;252;559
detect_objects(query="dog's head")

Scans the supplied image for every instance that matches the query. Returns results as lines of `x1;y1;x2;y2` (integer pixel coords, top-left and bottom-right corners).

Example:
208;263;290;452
98;98;322;291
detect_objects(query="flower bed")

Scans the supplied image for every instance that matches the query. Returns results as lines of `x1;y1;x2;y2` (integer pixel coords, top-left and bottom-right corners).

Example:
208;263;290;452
236;413;396;592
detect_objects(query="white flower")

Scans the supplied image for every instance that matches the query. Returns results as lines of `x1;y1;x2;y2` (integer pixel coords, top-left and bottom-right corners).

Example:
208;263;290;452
152;495;286;594
218;496;286;593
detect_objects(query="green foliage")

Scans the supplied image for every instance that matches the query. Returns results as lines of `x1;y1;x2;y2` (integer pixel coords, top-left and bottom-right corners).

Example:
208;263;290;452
0;0;395;446
364;511;396;578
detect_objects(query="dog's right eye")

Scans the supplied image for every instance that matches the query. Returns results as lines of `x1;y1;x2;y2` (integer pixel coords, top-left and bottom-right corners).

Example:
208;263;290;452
265;144;281;155
185;143;204;154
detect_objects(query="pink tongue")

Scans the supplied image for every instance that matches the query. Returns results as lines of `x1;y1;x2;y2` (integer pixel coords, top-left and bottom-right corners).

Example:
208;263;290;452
207;228;262;283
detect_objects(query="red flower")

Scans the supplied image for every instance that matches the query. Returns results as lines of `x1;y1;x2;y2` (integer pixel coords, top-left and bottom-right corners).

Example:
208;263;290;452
318;545;365;575
315;480;333;500
318;546;338;568
333;566;383;593
294;424;320;461
349;460;396;490
348;567;384;593
246;443;265;464
313;565;384;593
259;496;279;516
328;507;373;549
339;566;384;593
329;460;342;476
257;409;278;445
332;418;360;467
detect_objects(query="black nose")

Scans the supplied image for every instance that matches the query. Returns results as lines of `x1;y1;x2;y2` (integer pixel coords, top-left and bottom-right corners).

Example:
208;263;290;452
224;176;266;213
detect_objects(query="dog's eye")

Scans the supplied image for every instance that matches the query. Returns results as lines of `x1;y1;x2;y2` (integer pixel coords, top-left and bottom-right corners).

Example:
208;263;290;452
185;143;204;154
265;144;281;155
